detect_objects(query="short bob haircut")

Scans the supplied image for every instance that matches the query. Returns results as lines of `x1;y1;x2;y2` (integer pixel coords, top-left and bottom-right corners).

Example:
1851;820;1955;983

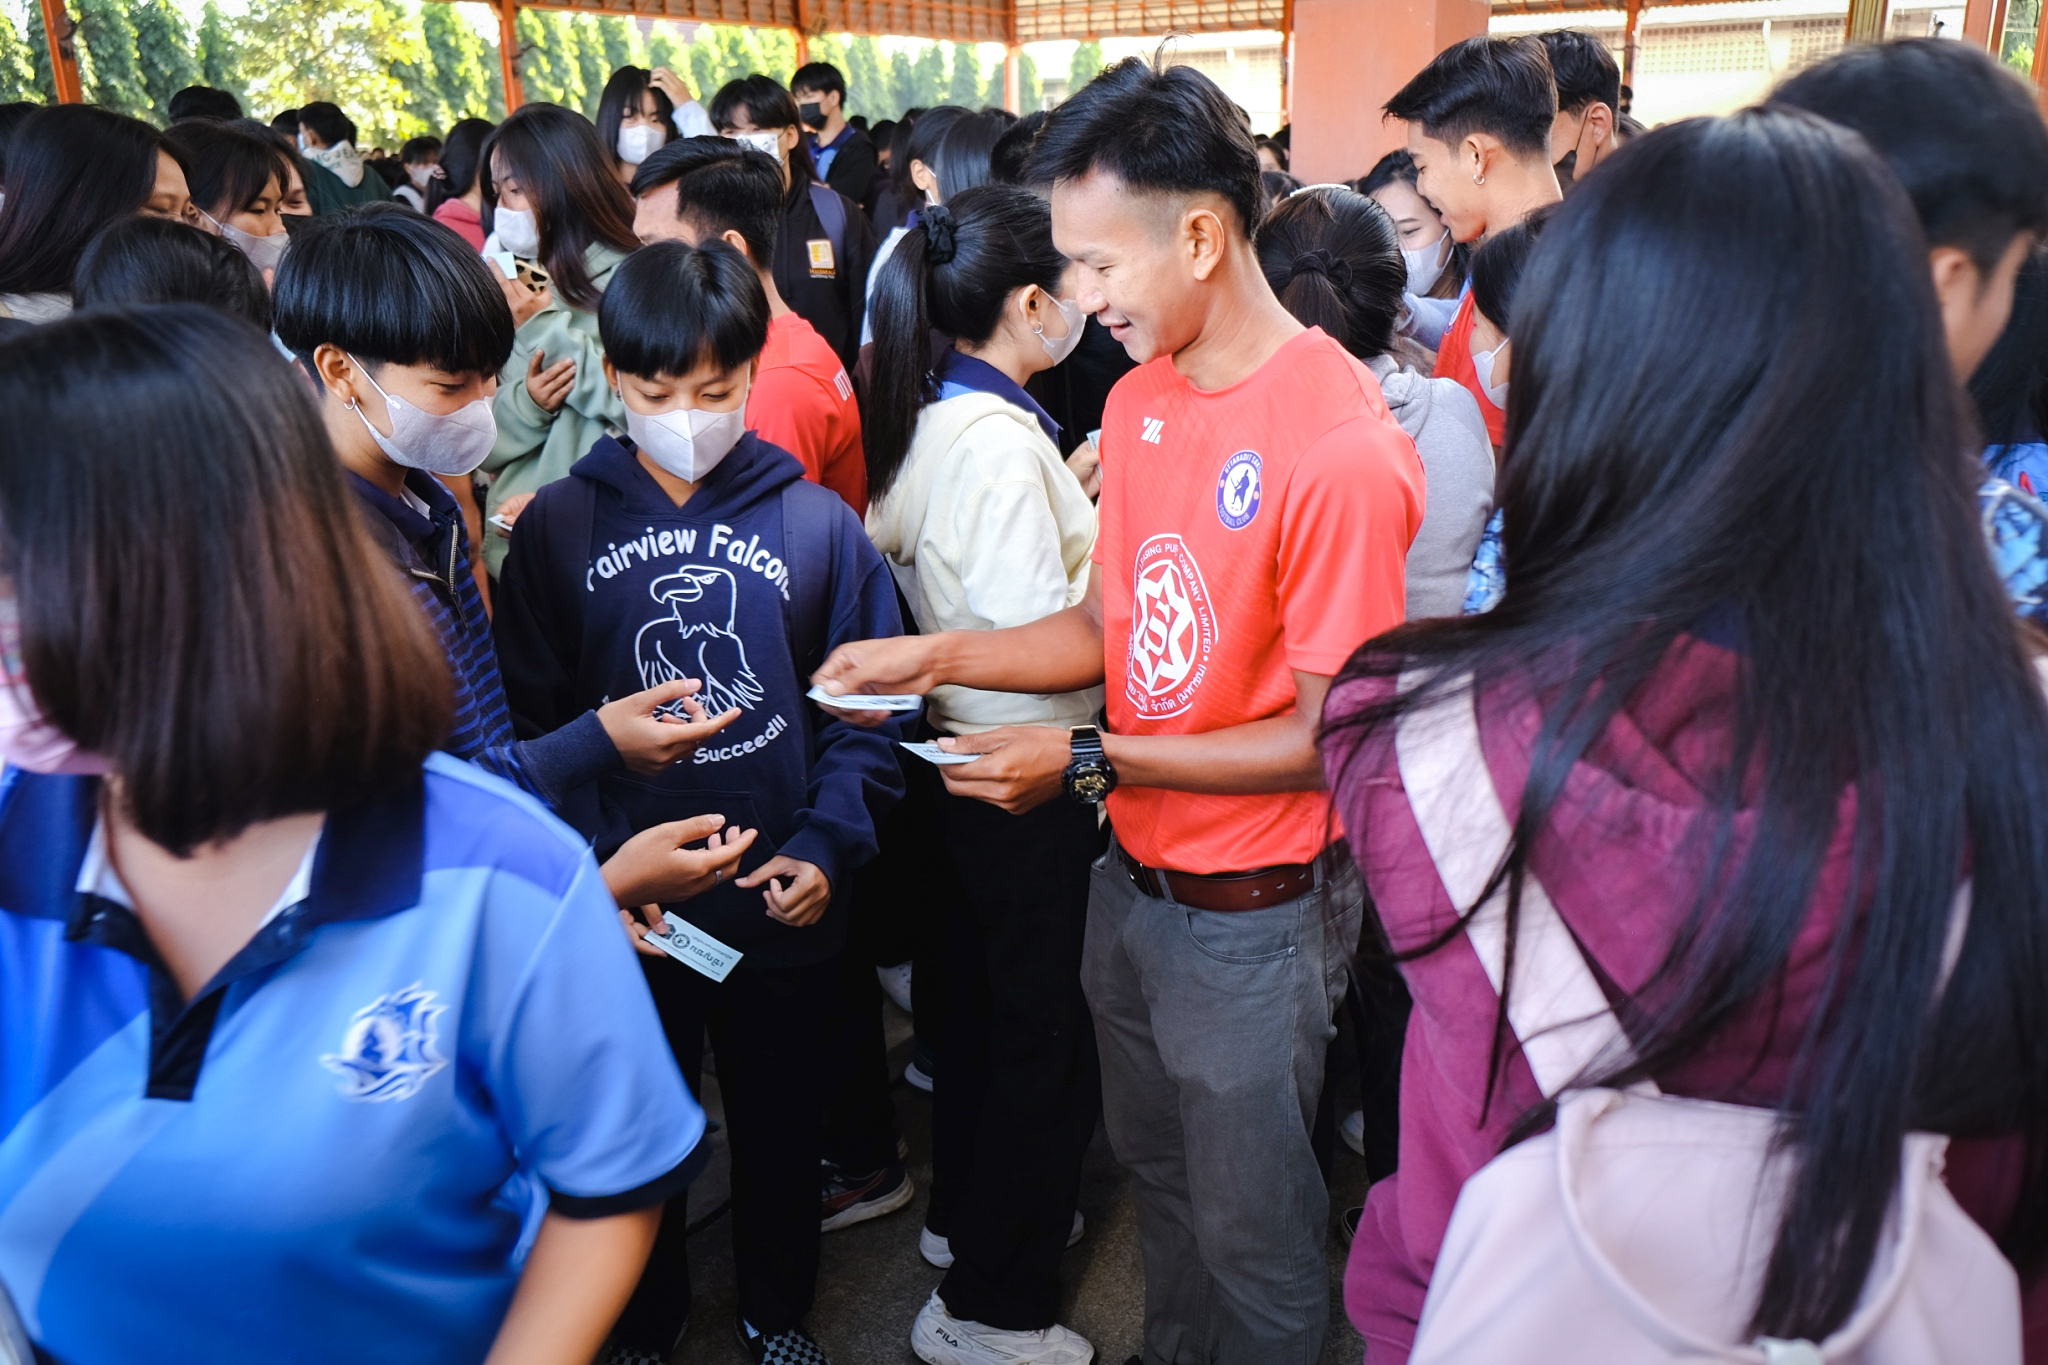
708;74;822;194
273;203;516;379
168;85;243;123
1025;56;1263;239
0;305;450;854
1537;30;1620;116
599;239;768;381
1384;35;1559;163
73;215;272;330
481;103;640;311
164;119;292;222
0;106;176;297
1468;206;1548;332
297;101;356;147
631;137;785;269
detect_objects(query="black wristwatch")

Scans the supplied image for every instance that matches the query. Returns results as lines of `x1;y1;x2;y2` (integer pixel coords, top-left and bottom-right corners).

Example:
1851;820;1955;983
1062;725;1118;804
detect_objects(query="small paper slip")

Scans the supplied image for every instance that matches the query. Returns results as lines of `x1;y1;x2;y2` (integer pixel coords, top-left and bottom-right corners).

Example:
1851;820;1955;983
643;911;744;982
900;741;981;766
484;250;518;280
806;685;922;712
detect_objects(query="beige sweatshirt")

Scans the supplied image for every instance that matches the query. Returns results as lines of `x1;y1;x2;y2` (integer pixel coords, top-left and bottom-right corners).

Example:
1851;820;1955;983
865;391;1102;735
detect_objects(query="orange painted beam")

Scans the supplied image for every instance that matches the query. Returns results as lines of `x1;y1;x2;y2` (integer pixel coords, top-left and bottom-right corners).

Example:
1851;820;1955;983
495;0;526;111
1290;0;1491;184
1962;0;1999;46
37;0;82;104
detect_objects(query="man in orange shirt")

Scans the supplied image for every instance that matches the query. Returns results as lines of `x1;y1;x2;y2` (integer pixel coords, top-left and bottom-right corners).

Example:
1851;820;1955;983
631;138;868;514
1386;37;1563;447
815;59;1424;1365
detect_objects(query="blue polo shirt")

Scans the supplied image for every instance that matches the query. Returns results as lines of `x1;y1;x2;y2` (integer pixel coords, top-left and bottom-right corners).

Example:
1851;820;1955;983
0;754;707;1365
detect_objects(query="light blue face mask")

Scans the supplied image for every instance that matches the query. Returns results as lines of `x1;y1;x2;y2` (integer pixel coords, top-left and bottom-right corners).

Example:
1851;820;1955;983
1473;338;1510;410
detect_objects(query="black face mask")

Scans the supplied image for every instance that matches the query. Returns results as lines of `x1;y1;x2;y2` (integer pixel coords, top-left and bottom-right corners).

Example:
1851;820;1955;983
798;101;828;130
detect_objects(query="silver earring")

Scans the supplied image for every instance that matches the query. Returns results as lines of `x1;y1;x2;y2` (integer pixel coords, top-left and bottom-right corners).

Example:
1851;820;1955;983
1473;174;1486;185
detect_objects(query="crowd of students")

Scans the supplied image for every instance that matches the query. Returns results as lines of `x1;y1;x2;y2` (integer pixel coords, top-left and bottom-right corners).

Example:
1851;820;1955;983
2;24;2048;1365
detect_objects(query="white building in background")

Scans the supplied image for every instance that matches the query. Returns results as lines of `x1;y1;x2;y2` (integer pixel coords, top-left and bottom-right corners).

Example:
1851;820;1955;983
1026;32;1287;133
1493;1;1962;124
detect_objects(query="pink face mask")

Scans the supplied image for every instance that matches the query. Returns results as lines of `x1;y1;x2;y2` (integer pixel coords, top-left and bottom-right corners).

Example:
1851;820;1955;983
0;597;106;776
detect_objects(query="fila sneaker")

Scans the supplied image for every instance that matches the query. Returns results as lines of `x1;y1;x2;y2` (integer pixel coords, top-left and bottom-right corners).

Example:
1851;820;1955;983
919;1211;1084;1269
910;1292;1094;1365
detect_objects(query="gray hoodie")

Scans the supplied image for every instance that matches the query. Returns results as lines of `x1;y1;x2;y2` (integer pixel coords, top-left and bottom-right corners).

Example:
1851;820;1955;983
1369;354;1496;619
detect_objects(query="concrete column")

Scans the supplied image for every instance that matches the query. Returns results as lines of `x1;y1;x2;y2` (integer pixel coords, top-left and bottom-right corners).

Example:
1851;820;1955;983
1289;0;1493;184
1004;45;1021;112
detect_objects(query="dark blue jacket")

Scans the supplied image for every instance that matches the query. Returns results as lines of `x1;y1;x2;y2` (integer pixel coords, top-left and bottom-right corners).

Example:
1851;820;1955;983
492;432;904;966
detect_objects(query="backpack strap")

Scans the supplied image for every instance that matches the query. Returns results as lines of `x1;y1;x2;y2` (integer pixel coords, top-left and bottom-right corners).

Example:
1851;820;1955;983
1394;672;1648;1099
780;481;835;679
808;181;847;262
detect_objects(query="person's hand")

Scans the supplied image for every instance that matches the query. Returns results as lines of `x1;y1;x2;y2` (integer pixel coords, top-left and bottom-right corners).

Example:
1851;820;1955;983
499;271;554;328
606;817;758;937
737;856;830;927
649;67;694;109
492;491;537;535
1066;435;1102;500
809;635;947;727
598;678;742;773
932;726;1070;814
524;348;575;412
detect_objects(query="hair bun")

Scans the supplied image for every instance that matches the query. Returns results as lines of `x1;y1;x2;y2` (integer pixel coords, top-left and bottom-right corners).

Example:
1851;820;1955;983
923;204;959;266
1289;247;1352;289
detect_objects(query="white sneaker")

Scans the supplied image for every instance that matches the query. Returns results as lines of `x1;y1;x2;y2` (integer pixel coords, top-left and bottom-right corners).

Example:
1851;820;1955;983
877;961;914;1014
910;1292;1093;1364
920;1211;1085;1269
1340;1109;1366;1159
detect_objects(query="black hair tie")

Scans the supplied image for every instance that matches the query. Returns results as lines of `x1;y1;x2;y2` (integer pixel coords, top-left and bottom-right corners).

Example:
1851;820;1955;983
1288;247;1352;289
924;204;959;266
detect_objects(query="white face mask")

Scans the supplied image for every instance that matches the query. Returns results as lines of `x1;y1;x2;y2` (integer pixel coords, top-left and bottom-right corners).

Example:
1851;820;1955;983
407;164;435;189
1402;229;1450;295
622;388;750;483
494;205;540;258
728;130;783;161
617;123;664;166
1035;294;1084;365
348;355;498;477
202;212;288;273
1473;339;1510;411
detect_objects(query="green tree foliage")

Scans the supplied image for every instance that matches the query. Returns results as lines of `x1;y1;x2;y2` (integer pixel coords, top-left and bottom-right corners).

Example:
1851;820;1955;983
845;34;886;119
132;0;197;123
195;0;243;103
514;8;582;112
597;16;639;75
1069;39;1102;95
1019;50;1041;111
241;0;425;144
887;41;947;116
571;16;608;118
421;2;493;126
0;8;39;103
645;22;681;75
755;27;794;84
946;43;981;106
24;5;57;104
77;0;149;118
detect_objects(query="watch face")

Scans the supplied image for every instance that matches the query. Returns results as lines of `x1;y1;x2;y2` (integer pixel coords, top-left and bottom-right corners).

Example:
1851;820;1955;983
1070;768;1111;802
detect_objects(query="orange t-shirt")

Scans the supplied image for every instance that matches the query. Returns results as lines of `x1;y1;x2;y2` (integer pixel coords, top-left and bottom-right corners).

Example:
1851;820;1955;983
1433;291;1506;447
1095;327;1426;875
748;312;868;515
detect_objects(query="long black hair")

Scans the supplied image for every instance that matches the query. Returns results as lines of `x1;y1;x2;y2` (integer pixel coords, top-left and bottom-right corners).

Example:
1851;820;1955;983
931;108;1016;201
865;183;1067;498
0;106;172;297
1969;245;2048;446
428;117;494;221
163;119;291;224
596;66;674;176
481;104;638;311
1255;184;1406;361
1322;107;2048;1342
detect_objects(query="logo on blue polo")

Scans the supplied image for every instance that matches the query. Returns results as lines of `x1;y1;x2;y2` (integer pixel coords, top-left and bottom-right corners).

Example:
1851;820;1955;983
321;983;449;1102
1217;451;1262;530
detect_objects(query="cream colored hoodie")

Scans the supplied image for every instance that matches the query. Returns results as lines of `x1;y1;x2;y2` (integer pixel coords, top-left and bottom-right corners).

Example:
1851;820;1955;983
866;390;1102;735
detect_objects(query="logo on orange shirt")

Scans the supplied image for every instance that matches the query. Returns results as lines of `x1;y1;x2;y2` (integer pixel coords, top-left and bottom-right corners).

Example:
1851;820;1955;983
1126;534;1216;719
1217;451;1262;530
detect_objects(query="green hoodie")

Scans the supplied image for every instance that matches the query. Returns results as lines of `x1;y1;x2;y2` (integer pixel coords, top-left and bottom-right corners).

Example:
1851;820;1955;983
482;242;629;576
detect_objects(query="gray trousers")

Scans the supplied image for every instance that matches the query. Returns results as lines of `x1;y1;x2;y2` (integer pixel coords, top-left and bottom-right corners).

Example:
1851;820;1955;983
1082;837;1362;1365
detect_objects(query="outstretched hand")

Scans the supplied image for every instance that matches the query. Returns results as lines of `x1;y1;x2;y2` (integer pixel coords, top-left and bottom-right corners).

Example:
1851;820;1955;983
606;816;759;952
809;635;947;728
599;678;742;773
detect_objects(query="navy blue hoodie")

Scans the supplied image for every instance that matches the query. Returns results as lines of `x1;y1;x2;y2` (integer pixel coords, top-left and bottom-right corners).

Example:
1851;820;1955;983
493;431;904;968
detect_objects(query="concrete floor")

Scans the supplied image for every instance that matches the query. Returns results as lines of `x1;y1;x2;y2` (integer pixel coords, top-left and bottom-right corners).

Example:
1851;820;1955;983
669;1003;1372;1365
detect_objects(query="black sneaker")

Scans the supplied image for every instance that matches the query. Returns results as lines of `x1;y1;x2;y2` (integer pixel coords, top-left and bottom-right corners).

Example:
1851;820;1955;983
820;1157;915;1231
736;1318;831;1365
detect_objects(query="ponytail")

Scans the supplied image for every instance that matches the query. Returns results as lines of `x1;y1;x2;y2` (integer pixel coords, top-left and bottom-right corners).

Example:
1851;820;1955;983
866;210;943;499
865;185;1068;500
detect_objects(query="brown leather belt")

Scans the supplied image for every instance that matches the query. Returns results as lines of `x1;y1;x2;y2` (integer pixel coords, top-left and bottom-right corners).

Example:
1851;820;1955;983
1116;844;1318;914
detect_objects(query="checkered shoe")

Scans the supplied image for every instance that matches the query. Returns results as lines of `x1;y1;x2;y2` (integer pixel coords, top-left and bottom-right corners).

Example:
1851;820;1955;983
736;1319;831;1365
595;1344;669;1365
